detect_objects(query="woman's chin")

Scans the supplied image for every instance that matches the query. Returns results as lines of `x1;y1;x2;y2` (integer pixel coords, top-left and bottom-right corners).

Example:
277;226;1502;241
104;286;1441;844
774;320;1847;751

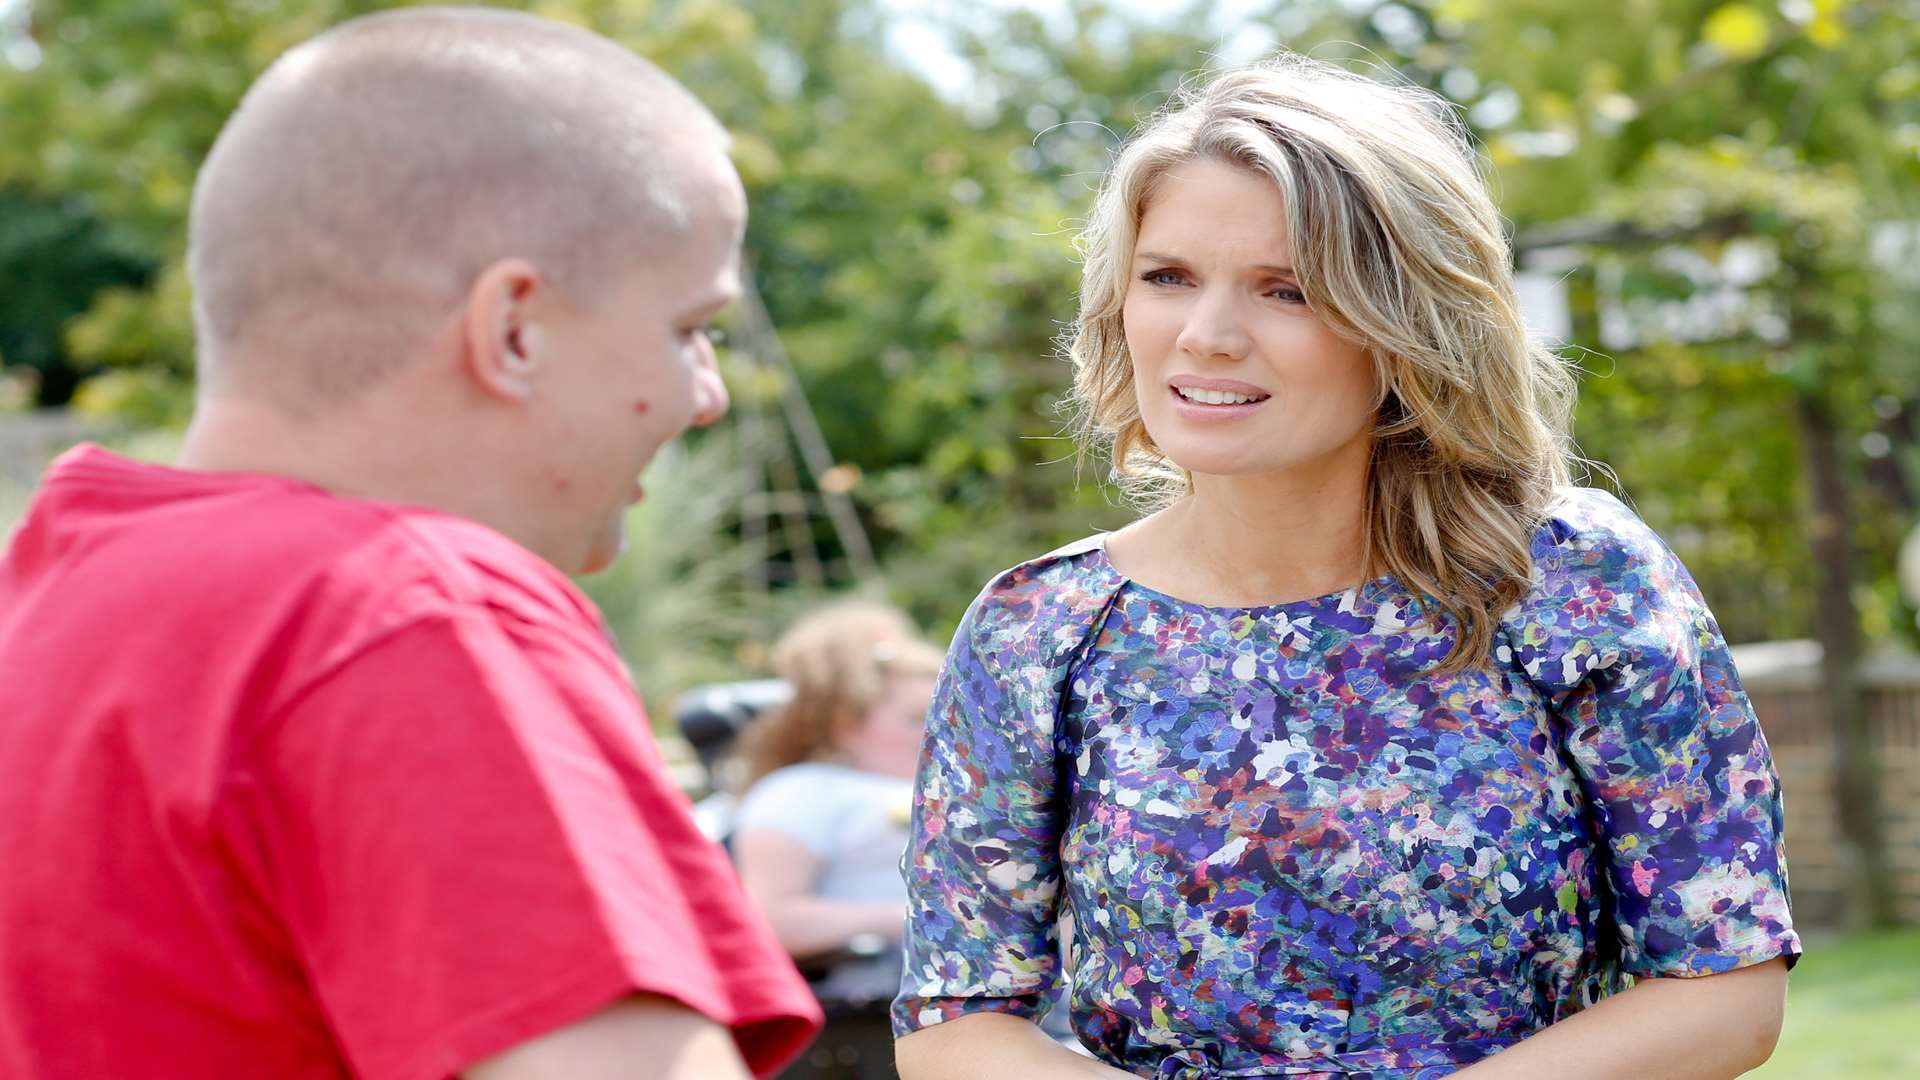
1151;431;1373;489
1157;450;1284;481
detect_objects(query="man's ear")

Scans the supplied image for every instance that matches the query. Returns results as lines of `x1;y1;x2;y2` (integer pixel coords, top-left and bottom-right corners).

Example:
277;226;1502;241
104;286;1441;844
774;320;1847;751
461;258;548;402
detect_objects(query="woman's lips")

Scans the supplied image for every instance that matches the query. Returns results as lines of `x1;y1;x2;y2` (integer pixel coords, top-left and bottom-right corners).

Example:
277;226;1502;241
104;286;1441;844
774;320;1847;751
1168;384;1270;420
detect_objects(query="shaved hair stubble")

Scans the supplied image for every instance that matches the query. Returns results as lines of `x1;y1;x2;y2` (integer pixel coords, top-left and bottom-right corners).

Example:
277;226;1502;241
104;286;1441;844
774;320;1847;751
187;6;728;411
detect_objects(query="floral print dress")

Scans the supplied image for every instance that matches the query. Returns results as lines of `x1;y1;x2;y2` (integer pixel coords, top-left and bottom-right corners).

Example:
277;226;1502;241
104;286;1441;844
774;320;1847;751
893;488;1799;1078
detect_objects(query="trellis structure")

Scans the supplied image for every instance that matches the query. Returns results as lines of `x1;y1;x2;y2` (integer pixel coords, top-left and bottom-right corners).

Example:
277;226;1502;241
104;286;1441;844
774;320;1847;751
722;275;880;614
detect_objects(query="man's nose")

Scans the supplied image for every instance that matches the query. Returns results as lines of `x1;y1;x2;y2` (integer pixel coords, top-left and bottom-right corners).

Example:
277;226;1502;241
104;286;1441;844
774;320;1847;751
690;348;730;427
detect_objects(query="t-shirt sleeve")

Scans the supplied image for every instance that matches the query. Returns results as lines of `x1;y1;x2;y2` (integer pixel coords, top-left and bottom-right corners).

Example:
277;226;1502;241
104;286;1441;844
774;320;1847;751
892;582;1067;1037
734;766;844;857
225;609;821;1080
1509;491;1802;979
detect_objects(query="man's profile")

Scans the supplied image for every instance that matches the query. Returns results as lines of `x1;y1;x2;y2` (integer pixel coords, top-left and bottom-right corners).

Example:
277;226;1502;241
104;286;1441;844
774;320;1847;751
0;8;821;1078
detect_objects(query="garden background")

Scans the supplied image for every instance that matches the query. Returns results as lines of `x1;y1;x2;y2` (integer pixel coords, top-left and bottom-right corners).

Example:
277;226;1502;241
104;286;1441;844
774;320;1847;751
2;1;1916;1074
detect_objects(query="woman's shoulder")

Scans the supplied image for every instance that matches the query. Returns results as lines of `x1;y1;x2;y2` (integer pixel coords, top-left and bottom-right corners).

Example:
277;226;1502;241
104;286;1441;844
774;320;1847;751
976;532;1114;596
737;762;876;825
750;760;856;788
940;533;1128;693
960;532;1125;631
1507;485;1685;638
1528;485;1681;586
736;762;830;810
1504;485;1710;690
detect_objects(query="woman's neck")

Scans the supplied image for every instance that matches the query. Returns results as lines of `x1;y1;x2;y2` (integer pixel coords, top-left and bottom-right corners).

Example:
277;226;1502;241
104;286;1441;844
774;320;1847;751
1111;449;1372;608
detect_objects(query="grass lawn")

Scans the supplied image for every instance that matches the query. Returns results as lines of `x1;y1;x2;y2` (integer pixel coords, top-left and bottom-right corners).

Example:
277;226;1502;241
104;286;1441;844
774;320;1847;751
1747;926;1920;1078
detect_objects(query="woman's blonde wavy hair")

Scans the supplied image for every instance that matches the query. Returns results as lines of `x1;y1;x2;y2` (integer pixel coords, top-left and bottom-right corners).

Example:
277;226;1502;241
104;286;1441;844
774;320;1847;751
736;602;944;789
1067;54;1576;673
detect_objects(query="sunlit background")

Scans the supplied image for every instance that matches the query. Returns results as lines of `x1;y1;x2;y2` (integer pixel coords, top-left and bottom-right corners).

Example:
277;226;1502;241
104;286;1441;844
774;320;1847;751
2;2;1916;1072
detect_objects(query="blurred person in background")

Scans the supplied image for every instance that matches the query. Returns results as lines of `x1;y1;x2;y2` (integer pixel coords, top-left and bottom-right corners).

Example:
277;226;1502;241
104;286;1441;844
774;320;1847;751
733;602;943;974
893;54;1798;1080
730;602;942;1079
730;601;1082;1079
0;7;819;1078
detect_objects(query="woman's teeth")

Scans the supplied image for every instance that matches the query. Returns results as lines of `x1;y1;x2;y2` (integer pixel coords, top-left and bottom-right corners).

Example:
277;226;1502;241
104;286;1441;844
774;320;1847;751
1176;386;1266;405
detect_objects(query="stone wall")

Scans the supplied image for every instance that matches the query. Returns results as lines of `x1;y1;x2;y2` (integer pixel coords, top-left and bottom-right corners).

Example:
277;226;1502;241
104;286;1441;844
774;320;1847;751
1733;640;1920;927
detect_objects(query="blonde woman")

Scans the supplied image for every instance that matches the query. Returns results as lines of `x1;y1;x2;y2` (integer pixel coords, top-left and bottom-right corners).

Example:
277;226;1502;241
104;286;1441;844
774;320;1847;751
893;56;1798;1080
733;603;944;965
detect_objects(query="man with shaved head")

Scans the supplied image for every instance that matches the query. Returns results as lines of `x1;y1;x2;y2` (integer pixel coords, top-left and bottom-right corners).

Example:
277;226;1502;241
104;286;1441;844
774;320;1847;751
0;8;821;1079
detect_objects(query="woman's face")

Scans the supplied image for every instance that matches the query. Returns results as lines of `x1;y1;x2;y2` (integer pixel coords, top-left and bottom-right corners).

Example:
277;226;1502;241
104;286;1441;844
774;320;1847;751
843;671;937;780
1121;158;1379;485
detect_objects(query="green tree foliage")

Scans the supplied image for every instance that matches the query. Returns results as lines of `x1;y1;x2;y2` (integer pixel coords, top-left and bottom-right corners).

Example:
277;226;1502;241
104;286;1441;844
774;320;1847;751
0;188;154;405
7;0;1916;921
5;0;1914;662
1279;0;1920;644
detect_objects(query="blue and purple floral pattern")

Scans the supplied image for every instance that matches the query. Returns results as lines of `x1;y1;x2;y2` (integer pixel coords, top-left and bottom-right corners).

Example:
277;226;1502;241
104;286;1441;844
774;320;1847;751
894;488;1799;1078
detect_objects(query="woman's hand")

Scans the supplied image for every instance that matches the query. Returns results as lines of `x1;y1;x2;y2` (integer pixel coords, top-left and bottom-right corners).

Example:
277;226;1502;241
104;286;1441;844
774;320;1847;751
1452;958;1789;1079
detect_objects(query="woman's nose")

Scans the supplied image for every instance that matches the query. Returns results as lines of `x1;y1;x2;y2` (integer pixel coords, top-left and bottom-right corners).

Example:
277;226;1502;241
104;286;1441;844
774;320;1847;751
1174;290;1252;361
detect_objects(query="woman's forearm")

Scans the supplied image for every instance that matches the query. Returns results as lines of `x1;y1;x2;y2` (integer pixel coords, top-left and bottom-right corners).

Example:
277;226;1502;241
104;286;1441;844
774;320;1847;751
730;827;904;959
895;1013;1131;1080
1453;959;1789;1079
763;897;903;959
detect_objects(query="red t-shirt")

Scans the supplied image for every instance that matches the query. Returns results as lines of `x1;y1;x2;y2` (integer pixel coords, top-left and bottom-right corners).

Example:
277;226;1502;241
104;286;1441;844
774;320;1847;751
0;446;821;1079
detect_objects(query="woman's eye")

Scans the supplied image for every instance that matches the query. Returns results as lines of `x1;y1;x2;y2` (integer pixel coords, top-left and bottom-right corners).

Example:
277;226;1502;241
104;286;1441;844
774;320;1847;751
1141;269;1185;286
1268;285;1306;304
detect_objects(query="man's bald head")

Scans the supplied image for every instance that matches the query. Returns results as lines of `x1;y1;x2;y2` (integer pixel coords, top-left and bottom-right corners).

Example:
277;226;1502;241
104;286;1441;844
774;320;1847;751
187;6;727;407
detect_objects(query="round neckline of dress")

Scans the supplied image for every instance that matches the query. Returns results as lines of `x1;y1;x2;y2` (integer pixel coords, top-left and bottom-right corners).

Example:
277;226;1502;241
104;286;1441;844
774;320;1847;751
1086;531;1399;616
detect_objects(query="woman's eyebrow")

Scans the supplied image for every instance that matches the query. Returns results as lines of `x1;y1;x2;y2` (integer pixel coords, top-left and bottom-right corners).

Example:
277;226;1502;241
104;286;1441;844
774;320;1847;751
1133;250;1298;276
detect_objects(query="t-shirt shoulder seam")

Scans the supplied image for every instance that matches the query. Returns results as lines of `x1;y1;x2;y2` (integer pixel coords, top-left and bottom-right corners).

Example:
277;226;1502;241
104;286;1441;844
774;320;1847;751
233;604;588;768
242;609;470;752
248;598;623;753
276;487;571;617
297;504;617;686
315;498;492;608
377;513;617;666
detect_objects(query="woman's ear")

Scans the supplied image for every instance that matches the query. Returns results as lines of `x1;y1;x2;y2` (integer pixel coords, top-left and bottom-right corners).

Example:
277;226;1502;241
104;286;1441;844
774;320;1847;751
461;257;548;402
